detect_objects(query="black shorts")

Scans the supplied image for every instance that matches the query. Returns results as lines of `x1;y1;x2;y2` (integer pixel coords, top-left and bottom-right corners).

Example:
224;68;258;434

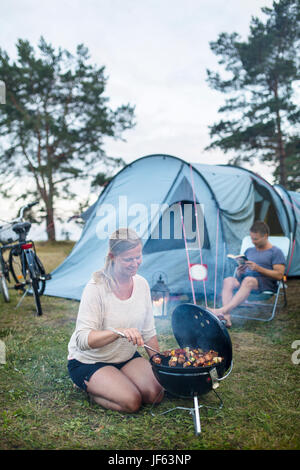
68;351;142;392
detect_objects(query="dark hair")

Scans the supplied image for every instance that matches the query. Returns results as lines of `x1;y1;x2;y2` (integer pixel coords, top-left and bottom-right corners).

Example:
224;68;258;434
250;220;270;236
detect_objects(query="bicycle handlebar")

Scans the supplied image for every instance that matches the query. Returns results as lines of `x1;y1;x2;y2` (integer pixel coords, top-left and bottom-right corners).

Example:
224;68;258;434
0;201;39;227
27;202;38;209
18;201;39;219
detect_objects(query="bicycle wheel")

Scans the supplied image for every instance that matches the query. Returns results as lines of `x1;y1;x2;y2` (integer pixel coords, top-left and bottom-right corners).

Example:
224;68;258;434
26;252;45;316
8;248;23;285
0;274;10;302
31;253;46;296
31;278;43;316
9;248;46;295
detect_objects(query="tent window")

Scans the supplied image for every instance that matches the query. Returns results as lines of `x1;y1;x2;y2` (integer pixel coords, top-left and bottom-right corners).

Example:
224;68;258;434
143;201;210;254
265;204;284;235
253;184;284;235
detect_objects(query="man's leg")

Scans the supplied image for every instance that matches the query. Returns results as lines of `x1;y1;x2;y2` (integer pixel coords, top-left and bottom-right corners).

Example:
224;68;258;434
209;277;239;327
210;276;259;326
222;276;259;314
222;277;240;307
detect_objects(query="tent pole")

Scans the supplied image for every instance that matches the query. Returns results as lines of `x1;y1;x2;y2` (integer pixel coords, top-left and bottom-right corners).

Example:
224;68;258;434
189;164;208;308
179;202;196;305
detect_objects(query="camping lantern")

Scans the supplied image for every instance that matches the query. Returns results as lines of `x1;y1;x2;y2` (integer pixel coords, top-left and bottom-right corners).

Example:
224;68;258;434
151;274;170;317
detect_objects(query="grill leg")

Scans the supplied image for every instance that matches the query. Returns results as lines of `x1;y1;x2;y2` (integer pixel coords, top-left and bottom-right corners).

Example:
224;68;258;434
192;395;201;435
150;391;223;436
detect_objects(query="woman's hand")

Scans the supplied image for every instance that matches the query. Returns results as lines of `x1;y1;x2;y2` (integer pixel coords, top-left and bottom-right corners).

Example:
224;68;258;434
144;335;160;358
117;328;144;347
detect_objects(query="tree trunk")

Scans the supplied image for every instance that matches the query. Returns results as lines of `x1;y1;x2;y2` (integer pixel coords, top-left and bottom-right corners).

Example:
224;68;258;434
45;159;56;241
276;111;287;186
273;82;287;186
46;206;56;241
278;146;287;187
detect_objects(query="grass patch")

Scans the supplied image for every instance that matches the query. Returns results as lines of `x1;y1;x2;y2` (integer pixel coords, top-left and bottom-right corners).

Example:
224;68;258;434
0;241;299;449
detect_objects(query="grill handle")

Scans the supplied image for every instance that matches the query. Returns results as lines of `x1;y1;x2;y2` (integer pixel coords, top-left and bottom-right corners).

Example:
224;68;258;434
216;359;233;381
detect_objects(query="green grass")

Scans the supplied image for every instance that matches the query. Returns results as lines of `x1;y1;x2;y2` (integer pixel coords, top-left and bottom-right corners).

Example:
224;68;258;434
0;241;299;449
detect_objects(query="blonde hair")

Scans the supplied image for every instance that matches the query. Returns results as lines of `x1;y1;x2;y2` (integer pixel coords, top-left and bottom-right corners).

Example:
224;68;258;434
93;228;142;291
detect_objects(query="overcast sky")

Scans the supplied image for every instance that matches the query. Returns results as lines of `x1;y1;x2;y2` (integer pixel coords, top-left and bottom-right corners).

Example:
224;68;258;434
0;0;276;237
1;0;275;165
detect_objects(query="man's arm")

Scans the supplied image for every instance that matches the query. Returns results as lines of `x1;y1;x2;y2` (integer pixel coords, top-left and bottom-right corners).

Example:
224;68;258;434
245;262;285;281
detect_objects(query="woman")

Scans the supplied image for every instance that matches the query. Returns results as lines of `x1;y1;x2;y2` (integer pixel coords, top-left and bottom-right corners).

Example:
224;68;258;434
67;228;164;412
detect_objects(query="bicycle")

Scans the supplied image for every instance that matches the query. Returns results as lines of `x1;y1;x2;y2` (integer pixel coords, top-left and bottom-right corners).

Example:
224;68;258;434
0;202;51;315
0;257;9;303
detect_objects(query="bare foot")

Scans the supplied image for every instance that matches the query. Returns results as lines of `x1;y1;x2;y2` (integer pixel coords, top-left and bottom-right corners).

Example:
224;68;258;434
208;308;232;328
223;315;232;328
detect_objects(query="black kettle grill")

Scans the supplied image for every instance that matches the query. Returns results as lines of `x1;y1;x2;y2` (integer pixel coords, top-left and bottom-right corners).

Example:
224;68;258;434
150;303;233;434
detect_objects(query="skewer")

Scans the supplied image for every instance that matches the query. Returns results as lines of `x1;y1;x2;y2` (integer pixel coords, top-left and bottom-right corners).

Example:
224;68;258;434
107;328;161;355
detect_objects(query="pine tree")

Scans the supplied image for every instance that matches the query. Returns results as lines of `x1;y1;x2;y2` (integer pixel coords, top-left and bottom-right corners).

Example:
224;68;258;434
0;37;135;239
206;0;300;190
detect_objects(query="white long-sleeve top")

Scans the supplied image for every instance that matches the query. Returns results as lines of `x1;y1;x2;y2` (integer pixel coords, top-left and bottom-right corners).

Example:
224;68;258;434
67;273;156;364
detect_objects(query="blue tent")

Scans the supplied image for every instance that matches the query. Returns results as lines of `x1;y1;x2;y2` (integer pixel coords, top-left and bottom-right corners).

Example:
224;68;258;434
274;186;300;277
44;154;300;302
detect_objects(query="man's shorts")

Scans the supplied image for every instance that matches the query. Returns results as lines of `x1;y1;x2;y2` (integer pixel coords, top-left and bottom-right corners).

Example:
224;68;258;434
238;274;276;293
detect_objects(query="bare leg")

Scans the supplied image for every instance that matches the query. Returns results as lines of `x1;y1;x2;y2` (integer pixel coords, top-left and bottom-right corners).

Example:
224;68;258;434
84;365;142;413
121;356;164;405
209;277;239;327
222;277;240;307
221;277;259;314
210;277;259;326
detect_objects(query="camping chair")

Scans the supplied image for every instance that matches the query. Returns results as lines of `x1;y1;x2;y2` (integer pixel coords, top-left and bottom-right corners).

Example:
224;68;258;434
230;236;289;322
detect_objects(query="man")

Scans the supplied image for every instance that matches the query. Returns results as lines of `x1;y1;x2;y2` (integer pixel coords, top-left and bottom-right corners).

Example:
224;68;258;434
210;221;286;327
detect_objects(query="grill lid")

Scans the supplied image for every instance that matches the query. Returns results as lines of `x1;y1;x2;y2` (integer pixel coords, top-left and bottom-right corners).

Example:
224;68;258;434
171;303;232;371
